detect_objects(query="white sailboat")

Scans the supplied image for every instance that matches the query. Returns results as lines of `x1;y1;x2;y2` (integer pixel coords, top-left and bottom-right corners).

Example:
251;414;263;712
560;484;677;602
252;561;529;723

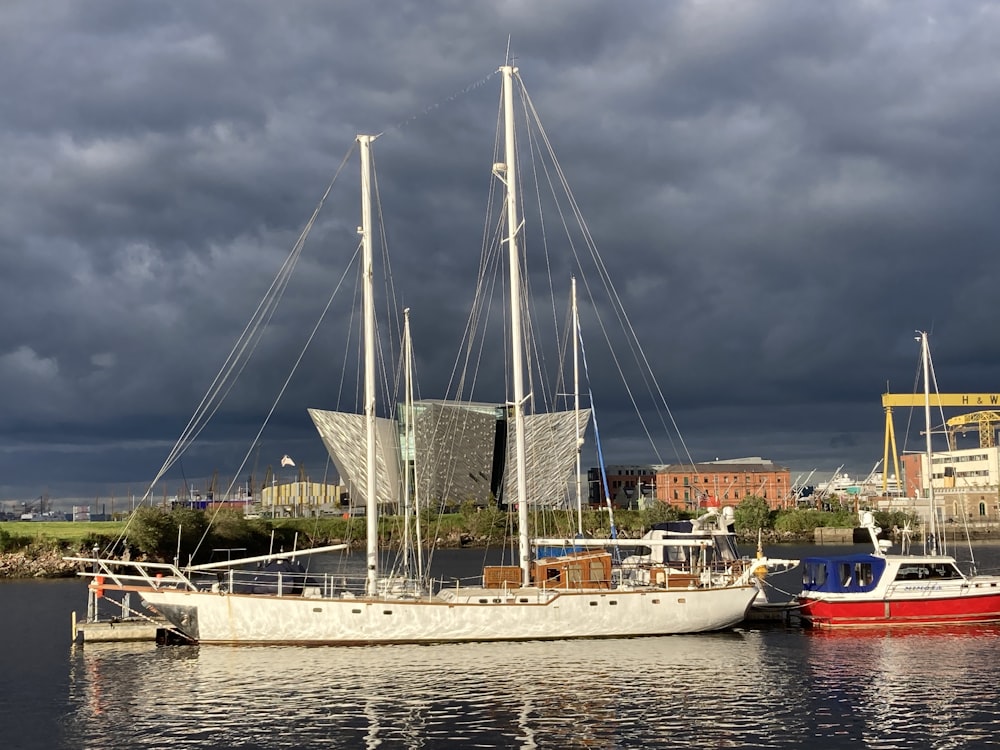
71;63;760;644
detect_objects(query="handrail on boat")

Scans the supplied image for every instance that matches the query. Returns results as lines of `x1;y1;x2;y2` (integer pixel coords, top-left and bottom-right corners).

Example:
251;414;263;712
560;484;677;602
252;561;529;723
64;556;195;591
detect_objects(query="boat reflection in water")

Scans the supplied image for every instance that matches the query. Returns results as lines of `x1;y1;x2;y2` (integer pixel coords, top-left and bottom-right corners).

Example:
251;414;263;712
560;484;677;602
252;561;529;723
66;626;1000;749
803;624;1000;748
67;632;790;749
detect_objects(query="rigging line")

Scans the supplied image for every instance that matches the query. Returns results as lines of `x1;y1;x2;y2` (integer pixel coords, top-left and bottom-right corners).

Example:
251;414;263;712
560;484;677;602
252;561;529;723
459;84;512;409
167;142;356;466
192;241;365;561
518;89;659;444
578;319;619;552
438;230;504;508
371;149;406;406
443;96;506;406
139;142;358;506
113;146;358;549
380;70;498;137
552;300;574;412
518;74;693;466
335;257;363;412
896;348;924;459
445;188;503;406
434;240;503;509
373;316;399;427
467;213;506;401
926;336;978;569
439;248;498;502
518;81;561;414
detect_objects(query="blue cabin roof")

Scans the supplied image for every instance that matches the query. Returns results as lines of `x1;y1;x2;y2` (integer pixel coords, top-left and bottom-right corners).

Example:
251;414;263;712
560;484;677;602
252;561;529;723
800;553;886;594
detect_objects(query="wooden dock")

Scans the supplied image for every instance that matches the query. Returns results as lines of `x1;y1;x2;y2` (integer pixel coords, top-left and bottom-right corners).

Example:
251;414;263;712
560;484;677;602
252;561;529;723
72;610;168;644
745;601;797;624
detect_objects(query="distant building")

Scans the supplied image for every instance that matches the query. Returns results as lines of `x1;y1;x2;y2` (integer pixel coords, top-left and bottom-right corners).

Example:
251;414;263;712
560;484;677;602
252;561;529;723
655;457;791;511
895;446;1000;522
309;400;589;511
260;481;344;517
588;457;792;511
587;465;660;508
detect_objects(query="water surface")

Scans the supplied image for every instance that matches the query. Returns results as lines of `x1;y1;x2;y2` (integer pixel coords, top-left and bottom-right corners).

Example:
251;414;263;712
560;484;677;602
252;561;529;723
4;543;1000;748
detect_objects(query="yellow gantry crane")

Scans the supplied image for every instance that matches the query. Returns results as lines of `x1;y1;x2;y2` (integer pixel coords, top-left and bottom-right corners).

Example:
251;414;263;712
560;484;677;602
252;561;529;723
945;410;1000;450
881;393;1000;494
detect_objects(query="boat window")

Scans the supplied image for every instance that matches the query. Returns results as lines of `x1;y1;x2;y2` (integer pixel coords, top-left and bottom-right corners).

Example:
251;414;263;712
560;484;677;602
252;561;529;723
715;537;739;561
853;562;875;588
803;562;827;588
589;561;605;583
894;563;964;581
931;564;963;579
838;563;852;587
664;546;688;564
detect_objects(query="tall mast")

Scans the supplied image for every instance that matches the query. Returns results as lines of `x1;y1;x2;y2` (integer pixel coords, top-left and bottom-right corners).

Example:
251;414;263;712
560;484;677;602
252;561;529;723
572;276;583;537
402;308;413;580
496;64;531;586
920;330;938;555
358;134;379;596
402;308;424;581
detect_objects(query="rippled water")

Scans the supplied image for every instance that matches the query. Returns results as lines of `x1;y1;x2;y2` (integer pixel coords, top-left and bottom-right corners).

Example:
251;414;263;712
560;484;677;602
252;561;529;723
59;626;1000;749
5;544;1000;749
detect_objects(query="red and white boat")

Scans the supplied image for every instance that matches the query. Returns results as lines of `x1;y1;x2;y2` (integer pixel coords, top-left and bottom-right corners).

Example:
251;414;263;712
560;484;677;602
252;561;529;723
797;513;1000;628
798;332;1000;629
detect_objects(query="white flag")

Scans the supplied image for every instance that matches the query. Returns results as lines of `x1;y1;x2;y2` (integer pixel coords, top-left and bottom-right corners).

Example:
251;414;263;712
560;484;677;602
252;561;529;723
281;454;296;468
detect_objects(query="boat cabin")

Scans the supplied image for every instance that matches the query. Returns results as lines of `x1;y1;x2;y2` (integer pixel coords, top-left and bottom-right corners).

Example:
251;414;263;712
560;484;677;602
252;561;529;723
622;520;740;570
801;554;967;595
534;551;613;589
481;552;613;590
801;554;886;594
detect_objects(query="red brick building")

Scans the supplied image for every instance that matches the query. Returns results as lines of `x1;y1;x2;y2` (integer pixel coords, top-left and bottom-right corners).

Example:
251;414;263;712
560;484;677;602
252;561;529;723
655;458;791;511
589;457;791;511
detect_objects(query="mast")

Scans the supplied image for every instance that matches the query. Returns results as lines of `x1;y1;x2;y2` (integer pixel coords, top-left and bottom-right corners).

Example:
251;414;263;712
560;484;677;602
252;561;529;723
572;276;583;537
496;63;531;586
920;331;939;555
358;134;379;596
402;308;424;581
402;308;413;580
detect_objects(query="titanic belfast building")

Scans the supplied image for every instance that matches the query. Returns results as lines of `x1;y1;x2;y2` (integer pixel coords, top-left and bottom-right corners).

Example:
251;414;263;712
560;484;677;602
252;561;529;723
308;400;589;511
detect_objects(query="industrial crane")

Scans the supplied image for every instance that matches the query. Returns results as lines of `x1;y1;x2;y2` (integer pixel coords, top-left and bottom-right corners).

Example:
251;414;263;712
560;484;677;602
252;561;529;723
945;410;1000;450
881;392;1000;494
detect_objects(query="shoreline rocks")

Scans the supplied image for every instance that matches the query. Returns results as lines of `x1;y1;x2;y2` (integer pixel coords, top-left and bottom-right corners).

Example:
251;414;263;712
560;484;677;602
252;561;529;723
0;549;79;579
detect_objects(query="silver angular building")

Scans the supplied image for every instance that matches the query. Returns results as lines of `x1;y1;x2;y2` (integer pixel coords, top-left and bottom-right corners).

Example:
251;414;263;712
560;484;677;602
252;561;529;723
309;401;589;510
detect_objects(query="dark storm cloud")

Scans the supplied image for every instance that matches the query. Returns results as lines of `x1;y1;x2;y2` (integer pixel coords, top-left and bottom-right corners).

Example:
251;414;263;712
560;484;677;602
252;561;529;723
2;0;1000;506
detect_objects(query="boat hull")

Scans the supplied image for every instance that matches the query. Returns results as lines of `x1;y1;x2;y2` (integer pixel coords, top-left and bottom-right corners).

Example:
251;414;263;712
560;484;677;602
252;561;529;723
798;586;1000;629
140;584;758;644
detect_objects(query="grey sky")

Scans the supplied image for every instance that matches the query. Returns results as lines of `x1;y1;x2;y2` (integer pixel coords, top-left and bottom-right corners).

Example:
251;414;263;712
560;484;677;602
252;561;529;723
3;1;1000;507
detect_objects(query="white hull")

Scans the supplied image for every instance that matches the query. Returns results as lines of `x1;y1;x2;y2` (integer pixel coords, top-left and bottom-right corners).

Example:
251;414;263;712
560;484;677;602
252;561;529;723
141;584;757;644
